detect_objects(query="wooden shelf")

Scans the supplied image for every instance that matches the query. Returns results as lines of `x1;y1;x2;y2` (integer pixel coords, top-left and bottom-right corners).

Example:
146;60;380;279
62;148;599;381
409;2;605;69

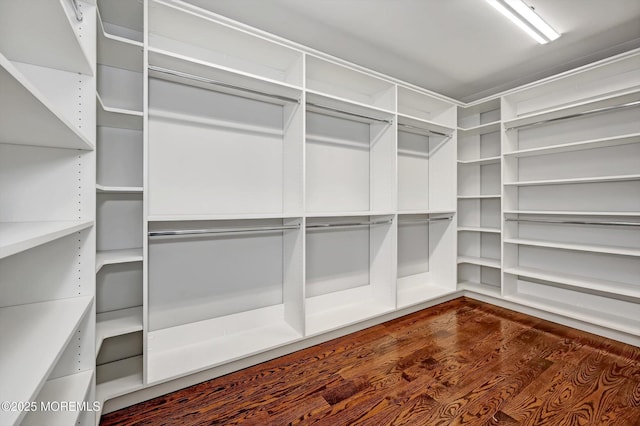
504;238;640;257
504;210;640;217
0;220;93;260
98;9;143;72
504;88;640;130
0;0;93;75
504;133;640;158
504;293;640;337
0;296;92;426
96;307;143;354
504;266;640;301
147;305;302;383
457;156;501;166
457;195;501;199
96;184;144;193
97;93;143;130
0;53;94;150
397;113;455;137
457;256;501;269
96;248;143;273
22;370;93;426
505;174;640;187
458;226;501;233
96;355;143;403
457;121;501;136
458;281;502;298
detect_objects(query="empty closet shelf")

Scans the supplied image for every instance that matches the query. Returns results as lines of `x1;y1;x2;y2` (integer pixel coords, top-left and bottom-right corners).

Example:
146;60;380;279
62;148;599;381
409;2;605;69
97;10;143;72
504;174;640;186
458;281;501;297
457;194;501;199
458;226;501;233
504;133;640;158
457;156;501;165
96;355;143;403
504;266;640;301
96;248;143;273
0;296;92;426
96;184;144;193
97;93;143;130
96;307;144;354
504;238;640;257
457;256;501;269
504;210;640;217
0;220;94;260
457;120;501;136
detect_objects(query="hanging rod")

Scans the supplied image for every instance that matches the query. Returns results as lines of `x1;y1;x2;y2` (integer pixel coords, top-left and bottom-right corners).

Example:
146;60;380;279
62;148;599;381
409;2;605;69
505;101;640;131
71;0;83;22
148;224;300;238
307;102;392;124
505;218;640;227
307;218;393;229
148;65;300;104
399;216;453;225
397;123;451;138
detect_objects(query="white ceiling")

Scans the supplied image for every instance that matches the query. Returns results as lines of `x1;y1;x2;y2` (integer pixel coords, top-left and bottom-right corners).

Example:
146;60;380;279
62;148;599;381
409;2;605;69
184;0;640;103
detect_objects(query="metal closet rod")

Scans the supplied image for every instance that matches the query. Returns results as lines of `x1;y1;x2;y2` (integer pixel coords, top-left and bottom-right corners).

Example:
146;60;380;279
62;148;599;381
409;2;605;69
397;123;451;138
505;218;640;227
148;65;301;104
70;0;83;22
399;216;453;224
307;102;392;124
306;218;393;229
506;101;640;131
148;224;300;237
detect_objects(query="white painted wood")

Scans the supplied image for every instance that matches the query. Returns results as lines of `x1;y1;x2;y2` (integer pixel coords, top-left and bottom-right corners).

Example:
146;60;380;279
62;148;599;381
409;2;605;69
397;130;429;211
458;121;501;136
397;219;429;279
458;281;501;297
397;114;455;136
397;86;456;126
96;263;143;313
0;54;94;150
397;277;455;309
505;238;640;257
457;195;501;199
96;307;143;354
97;9;143;72
505;133;640;157
458;226;501;233
457;156;500;166
0;296;92;426
96;355;143;402
504;210;640;216
506;174;640;186
96;185;144;193
96;248;143;273
0;0;93;75
97;94;143;130
97;126;143;188
97;193;143;251
22;370;93;426
97;0;144;42
0;221;93;260
98;65;143;111
96;332;142;366
457;256;500;269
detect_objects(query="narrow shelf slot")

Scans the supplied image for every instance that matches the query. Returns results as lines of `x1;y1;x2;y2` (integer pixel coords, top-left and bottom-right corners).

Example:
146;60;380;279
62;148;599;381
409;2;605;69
504;133;640;158
97;9;143;72
96;355;143;403
504;238;640;257
505;174;640;186
457;120;501;136
96;307;144;354
96;248;143;273
97;93;143;130
397;113;455;137
96;184;143;193
457;256;501;269
458;226;501;233
0;220;94;260
457;156;501;166
504;210;640;217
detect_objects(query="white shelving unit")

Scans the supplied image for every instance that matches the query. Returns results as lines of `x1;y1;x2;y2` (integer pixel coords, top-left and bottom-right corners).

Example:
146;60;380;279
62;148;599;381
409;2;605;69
0;1;96;424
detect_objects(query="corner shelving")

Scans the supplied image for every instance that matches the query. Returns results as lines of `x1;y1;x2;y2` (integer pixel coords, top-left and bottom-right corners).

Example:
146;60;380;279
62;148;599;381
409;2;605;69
96;306;144;354
96;248;144;273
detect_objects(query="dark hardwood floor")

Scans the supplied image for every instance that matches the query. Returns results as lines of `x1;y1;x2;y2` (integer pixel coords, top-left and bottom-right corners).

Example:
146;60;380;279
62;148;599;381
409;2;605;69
101;298;640;425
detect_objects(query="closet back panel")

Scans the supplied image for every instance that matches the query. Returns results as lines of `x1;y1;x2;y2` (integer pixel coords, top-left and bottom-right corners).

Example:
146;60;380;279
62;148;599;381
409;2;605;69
148;230;284;331
306;227;370;297
480;132;501;158
97;193;143;250
97;127;143;187
397;221;429;278
97;64;143;111
96;262;143;313
517;222;640;249
305;112;370;212
398;130;429;211
481;163;501;195
517;182;640;212
148;78;285;216
96;332;143;366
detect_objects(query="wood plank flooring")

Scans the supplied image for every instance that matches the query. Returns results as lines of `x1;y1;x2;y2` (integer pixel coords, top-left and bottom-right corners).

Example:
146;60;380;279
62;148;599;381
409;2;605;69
100;298;640;425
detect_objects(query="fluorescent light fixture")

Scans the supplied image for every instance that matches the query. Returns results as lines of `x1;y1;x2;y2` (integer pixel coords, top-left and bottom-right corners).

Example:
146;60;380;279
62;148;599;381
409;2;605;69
486;0;560;44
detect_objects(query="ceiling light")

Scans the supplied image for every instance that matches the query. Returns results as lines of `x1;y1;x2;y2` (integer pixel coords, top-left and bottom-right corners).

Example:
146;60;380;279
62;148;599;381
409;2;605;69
486;0;560;44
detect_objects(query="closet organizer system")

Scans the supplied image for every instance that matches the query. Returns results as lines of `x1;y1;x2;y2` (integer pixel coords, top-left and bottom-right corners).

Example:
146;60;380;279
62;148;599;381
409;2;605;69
0;0;638;422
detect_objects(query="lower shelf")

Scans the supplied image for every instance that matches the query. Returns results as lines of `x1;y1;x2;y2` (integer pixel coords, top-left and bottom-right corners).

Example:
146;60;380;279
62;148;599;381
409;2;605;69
22;370;93;426
96;355;144;403
457;255;501;269
0;220;93;260
96;248;143;273
96;306;144;354
147;305;302;383
305;285;395;336
397;274;457;308
458;280;501;297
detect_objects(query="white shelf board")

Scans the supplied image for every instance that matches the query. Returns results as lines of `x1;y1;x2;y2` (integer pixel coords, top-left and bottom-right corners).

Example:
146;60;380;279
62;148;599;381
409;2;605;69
457;120;501;136
305;286;395;336
503;293;640;337
0;296;92;426
96;184;144;193
0;0;93;75
505;174;640;187
397;279;456;309
96;355;143;402
397;113;455;136
97;93;143;130
147;305;302;383
22;370;93;426
305;211;396;219
504;88;640;130
457;195;501;199
96;248;143;273
0;220;94;260
457;256;501;269
397;209;456;216
458;226;501;234
458;281;502;298
504;210;640;217
96;307;143;354
148;212;303;222
504;238;640;257
306;90;394;123
504;133;640;158
0;53;94;150
457;156;501;166
97;10;143;72
504;266;640;301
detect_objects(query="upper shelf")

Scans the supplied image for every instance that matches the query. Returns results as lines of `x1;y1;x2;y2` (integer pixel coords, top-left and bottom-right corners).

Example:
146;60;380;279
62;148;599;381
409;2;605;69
97;8;143;73
457;156;501;166
97;0;144;43
0;296;92;426
306;91;394;125
0;220;93;260
504;133;640;158
97;93;143;130
0;0;93;75
504;174;640;187
504;88;640;131
397;114;455;137
397;85;456;127
458;121;501;137
0;53;94;150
